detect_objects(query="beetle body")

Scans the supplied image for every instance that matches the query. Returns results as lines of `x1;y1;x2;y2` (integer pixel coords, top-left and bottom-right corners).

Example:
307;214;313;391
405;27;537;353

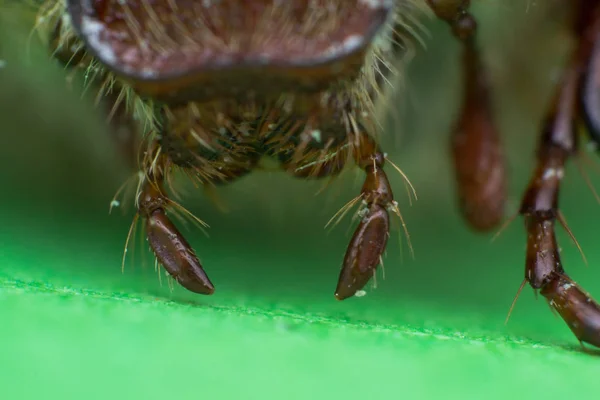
25;0;600;349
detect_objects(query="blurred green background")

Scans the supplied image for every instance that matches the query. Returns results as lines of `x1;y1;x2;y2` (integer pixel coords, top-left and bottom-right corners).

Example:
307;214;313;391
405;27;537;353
2;1;600;399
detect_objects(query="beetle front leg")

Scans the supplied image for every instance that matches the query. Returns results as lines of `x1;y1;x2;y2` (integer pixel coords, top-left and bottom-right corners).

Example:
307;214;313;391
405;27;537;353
334;135;393;300
136;145;215;295
278;131;393;299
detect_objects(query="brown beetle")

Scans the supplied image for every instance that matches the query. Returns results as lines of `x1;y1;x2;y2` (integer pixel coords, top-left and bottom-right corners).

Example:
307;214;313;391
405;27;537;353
30;0;600;349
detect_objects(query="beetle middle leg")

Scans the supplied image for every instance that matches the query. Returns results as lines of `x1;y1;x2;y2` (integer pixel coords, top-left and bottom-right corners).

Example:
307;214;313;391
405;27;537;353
516;0;600;348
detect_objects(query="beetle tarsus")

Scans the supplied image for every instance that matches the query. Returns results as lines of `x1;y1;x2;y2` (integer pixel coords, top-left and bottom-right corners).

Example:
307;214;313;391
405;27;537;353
541;272;600;348
521;213;600;347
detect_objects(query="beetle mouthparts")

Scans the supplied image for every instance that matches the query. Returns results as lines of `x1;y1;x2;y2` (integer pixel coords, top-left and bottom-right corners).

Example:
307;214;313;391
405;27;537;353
66;0;394;103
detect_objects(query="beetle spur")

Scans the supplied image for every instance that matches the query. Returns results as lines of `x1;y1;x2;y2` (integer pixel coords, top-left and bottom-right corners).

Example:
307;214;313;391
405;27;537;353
30;0;600;349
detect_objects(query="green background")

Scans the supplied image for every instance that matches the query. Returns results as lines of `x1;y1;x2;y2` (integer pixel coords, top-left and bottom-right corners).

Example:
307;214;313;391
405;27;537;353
2;2;600;399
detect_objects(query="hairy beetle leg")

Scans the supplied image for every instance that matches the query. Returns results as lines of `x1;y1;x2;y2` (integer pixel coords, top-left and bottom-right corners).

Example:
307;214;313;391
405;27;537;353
335;138;393;300
137;165;214;295
427;0;600;347
276;128;392;299
518;1;600;348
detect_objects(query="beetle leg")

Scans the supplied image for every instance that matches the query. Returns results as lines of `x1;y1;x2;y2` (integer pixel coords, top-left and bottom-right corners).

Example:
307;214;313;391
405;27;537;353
426;0;507;231
427;0;600;347
334;135;394;300
517;0;600;348
136;143;215;295
278;129;393;300
519;57;600;348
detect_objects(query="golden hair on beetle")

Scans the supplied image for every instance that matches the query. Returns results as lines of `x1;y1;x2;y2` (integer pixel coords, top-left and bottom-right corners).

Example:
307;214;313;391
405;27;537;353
31;0;426;145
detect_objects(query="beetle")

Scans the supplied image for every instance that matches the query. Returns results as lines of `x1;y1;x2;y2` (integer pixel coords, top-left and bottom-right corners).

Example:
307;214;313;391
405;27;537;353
27;0;600;348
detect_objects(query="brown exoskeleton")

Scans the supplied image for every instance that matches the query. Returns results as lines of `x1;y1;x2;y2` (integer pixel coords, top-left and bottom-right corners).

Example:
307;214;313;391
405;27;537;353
29;0;600;349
